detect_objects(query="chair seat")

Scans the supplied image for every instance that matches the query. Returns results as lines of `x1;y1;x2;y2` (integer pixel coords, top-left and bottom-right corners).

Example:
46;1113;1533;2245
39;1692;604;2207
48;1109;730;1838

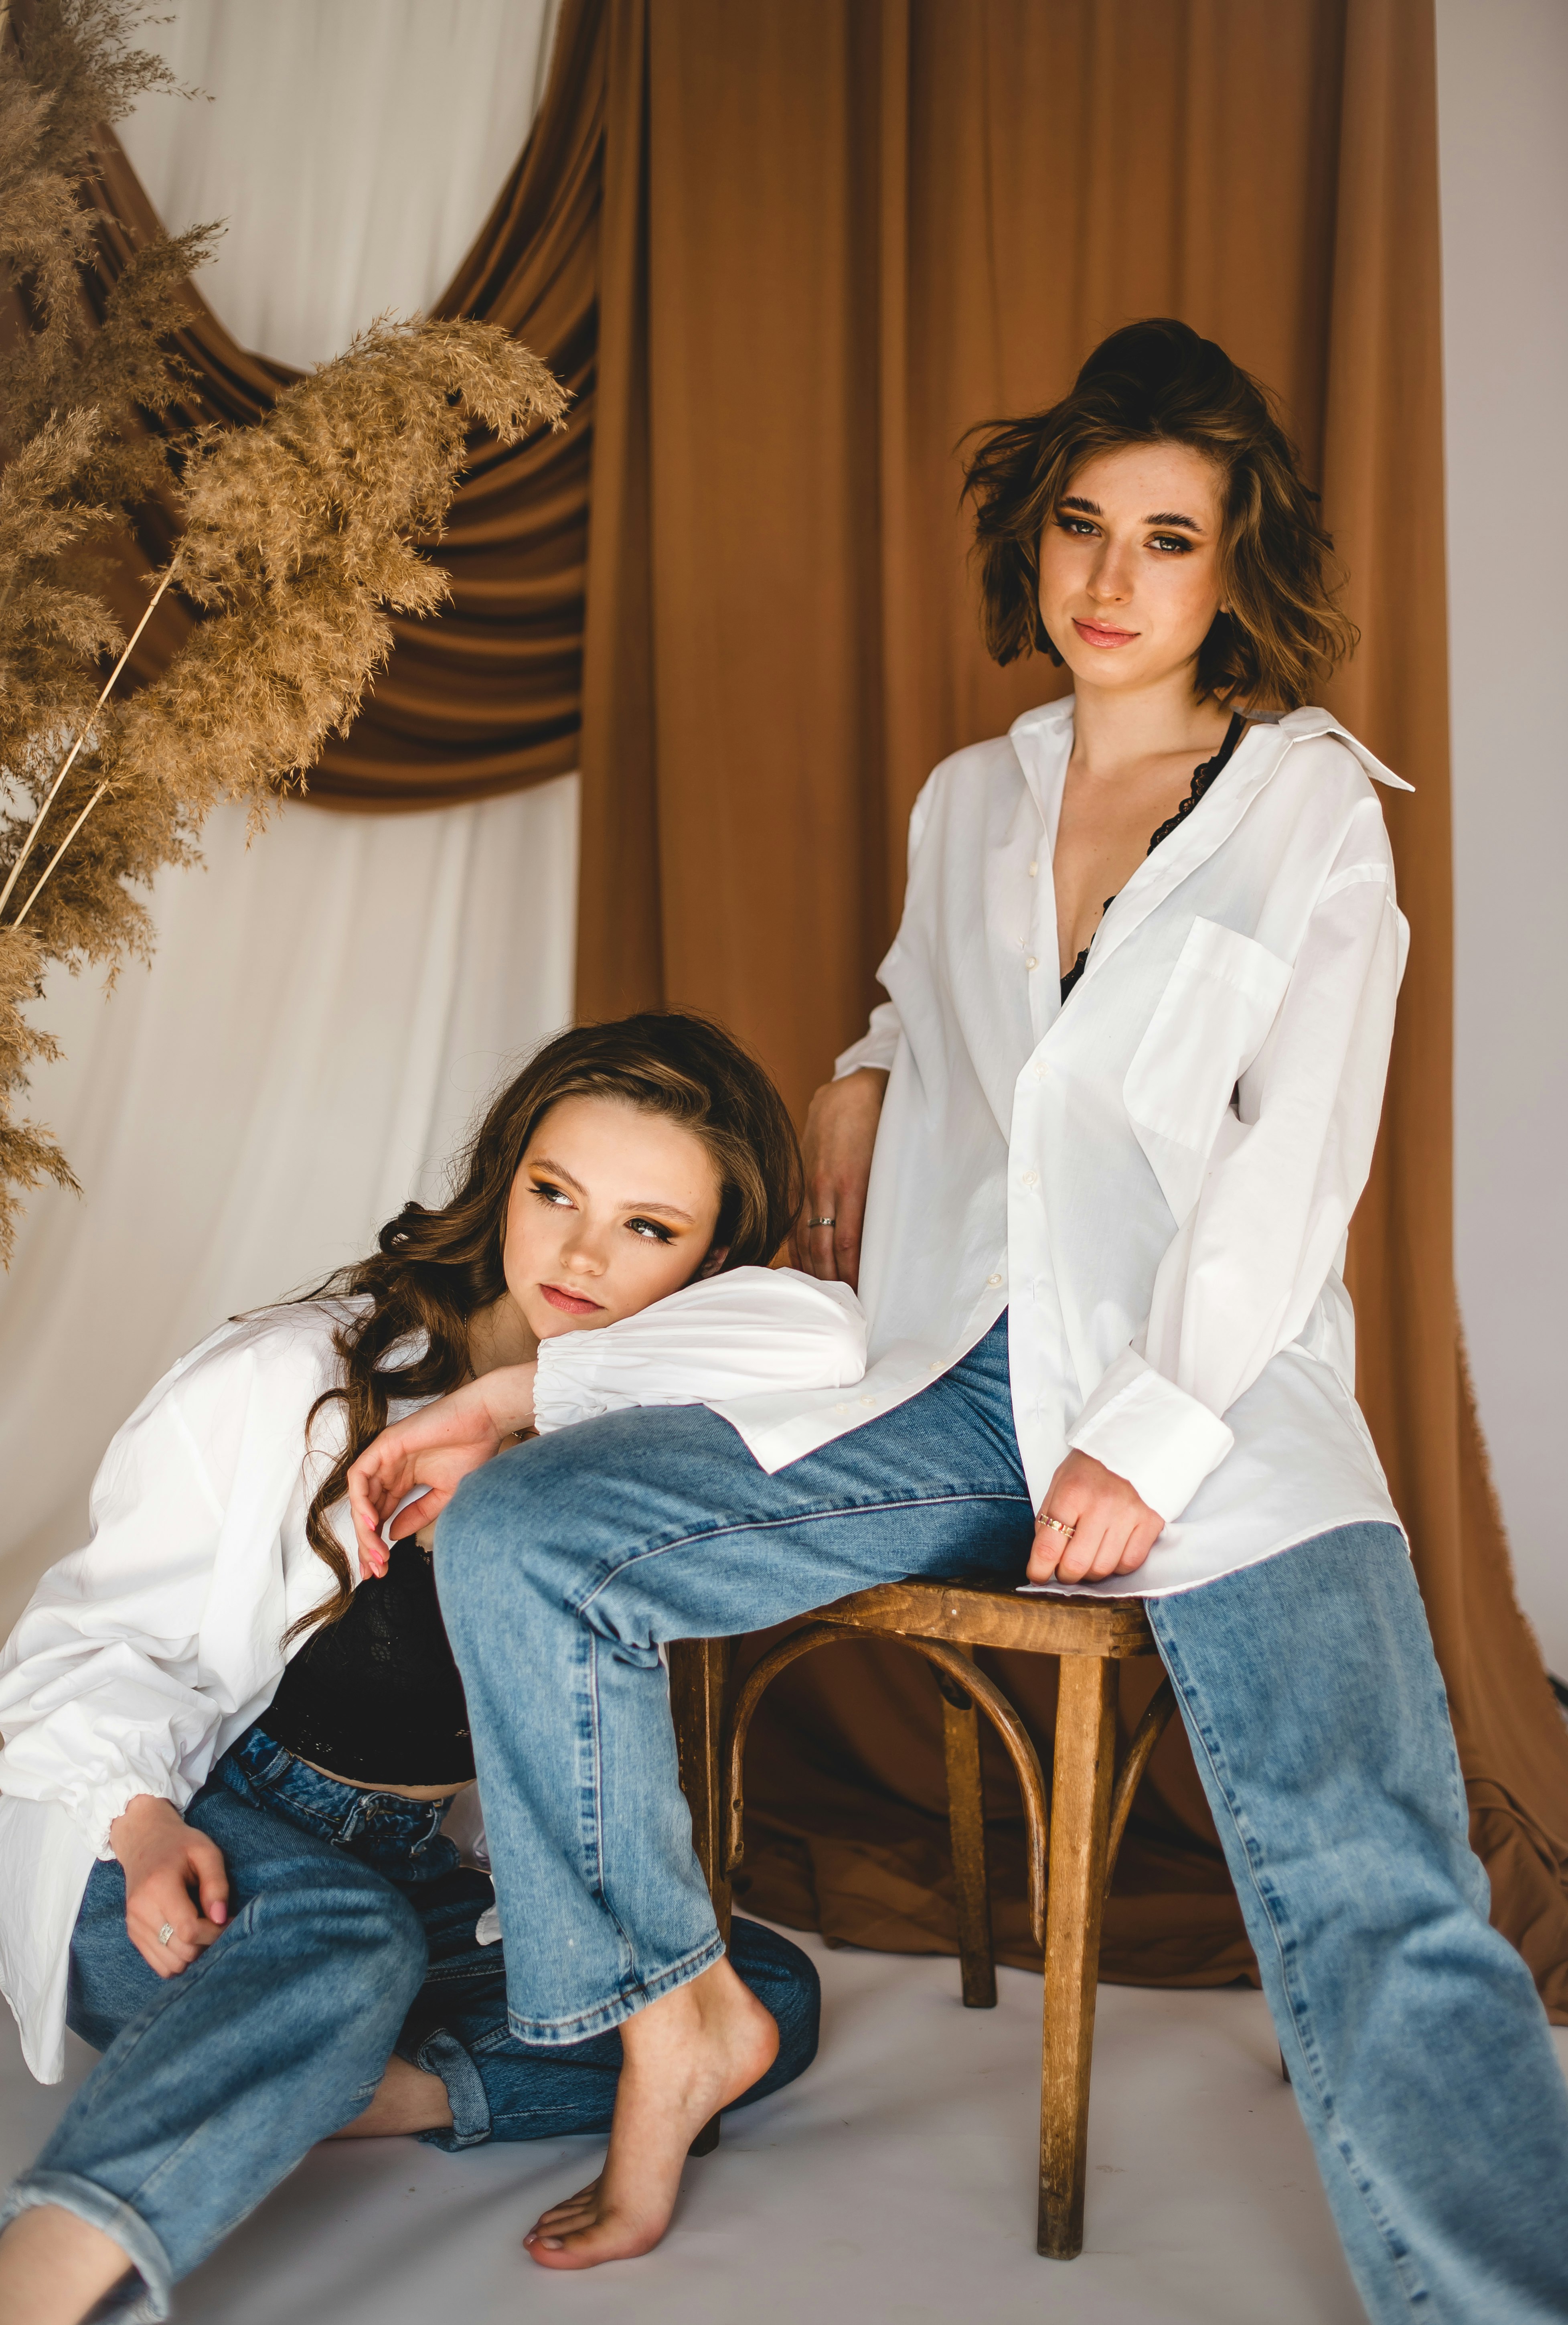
816;1575;1158;1658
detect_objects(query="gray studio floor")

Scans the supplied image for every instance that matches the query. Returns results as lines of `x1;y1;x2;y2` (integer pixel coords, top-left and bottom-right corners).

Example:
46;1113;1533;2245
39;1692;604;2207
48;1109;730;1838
5;1924;1566;2325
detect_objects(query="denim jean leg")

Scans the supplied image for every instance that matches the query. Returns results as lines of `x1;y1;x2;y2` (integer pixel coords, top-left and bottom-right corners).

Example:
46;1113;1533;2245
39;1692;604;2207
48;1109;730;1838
3;1785;429;2317
1149;1524;1568;2325
403;1916;822;2148
435;1317;1032;2044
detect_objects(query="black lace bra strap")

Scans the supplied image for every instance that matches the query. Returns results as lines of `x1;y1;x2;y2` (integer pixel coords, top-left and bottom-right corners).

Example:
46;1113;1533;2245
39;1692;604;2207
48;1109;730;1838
1058;710;1248;1007
1145;709;1247;858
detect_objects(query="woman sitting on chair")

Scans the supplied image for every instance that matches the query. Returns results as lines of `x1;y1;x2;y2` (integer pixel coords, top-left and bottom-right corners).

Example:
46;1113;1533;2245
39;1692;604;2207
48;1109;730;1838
367;321;1568;2321
0;1012;862;2325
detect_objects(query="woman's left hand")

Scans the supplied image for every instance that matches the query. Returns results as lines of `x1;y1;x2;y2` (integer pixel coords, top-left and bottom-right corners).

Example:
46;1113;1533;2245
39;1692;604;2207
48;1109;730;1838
347;1364;537;1579
1027;1449;1165;1584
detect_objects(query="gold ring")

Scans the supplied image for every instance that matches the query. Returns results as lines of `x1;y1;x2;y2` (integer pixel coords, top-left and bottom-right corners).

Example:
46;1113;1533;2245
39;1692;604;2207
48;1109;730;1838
1039;1514;1076;1538
807;1216;836;1229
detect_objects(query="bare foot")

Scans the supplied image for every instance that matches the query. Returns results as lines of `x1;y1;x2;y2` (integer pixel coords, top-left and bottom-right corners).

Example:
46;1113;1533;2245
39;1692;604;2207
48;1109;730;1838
523;1957;778;2269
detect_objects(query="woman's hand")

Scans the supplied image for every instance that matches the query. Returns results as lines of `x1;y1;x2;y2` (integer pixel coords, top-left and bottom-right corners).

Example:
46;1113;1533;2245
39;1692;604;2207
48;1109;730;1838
790;1068;888;1288
109;1794;229;1977
1027;1449;1165;1584
347;1363;538;1578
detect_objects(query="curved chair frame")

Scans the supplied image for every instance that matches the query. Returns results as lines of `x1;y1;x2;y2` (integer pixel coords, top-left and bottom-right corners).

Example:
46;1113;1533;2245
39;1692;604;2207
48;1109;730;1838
672;1580;1179;2260
724;1621;1052;1943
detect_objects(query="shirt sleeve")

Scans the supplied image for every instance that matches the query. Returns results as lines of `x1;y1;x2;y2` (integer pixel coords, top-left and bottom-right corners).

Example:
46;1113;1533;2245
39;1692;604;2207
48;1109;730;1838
532;1268;868;1432
834;1000;902;1079
1068;852;1408;1521
0;1330;312;1854
832;771;939;1080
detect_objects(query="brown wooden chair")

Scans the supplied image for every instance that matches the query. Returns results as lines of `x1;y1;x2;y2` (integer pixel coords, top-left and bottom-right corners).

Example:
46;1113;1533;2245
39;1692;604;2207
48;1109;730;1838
668;1579;1177;2258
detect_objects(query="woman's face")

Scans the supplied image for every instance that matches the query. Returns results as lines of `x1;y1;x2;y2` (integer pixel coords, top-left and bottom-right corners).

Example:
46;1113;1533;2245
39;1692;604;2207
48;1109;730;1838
500;1095;725;1342
1036;440;1227;696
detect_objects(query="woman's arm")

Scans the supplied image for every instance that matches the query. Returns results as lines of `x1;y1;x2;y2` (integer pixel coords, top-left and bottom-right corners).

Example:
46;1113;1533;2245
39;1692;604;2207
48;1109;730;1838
790;1065;888;1285
0;1319;332;1852
107;1794;230;1976
1050;843;1406;1576
346;1270;869;1573
793;775;937;1283
531;1267;865;1427
347;1363;538;1574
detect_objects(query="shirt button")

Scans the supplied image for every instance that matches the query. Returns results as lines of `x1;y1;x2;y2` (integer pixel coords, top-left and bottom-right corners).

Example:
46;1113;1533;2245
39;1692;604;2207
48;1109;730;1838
1027;860;1038;877
987;1272;1003;1288
1025;956;1038;971
1021;1169;1039;1188
859;1394;876;1406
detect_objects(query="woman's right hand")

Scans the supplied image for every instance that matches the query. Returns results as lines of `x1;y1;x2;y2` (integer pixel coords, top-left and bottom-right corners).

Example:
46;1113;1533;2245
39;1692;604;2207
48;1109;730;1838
790;1068;888;1288
347;1364;538;1578
109;1794;229;1977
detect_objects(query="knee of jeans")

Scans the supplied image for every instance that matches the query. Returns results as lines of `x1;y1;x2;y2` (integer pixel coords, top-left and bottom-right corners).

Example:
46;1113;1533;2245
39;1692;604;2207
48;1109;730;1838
290;1878;428;2024
436;1445;574;1617
438;1451;528;1574
365;1886;428;2002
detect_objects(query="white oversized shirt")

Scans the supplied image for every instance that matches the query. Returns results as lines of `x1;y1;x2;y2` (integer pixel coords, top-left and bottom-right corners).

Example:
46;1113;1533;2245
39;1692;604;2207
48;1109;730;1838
706;698;1410;1599
0;1270;865;2082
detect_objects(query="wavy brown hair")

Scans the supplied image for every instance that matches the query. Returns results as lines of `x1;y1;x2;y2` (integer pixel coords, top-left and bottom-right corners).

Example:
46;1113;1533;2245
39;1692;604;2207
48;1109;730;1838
962;317;1357;708
284;1010;803;1643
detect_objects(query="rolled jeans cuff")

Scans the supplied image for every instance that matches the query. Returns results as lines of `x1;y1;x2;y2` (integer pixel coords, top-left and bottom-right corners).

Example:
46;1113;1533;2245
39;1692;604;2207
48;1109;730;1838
0;2169;173;2323
505;1928;726;2047
404;2028;492;2151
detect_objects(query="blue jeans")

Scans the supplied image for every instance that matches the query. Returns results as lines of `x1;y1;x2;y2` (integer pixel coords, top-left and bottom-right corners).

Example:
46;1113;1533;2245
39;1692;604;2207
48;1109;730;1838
0;1727;818;2322
437;1314;1568;2324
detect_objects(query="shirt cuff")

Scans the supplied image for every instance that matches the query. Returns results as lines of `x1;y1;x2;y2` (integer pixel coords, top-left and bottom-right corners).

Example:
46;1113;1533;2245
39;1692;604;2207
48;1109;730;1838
1067;1347;1234;1523
834;1002;900;1079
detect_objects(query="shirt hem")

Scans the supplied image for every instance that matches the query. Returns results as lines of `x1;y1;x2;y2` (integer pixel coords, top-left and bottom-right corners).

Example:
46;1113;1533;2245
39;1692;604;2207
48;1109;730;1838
1017;1501;1410;1601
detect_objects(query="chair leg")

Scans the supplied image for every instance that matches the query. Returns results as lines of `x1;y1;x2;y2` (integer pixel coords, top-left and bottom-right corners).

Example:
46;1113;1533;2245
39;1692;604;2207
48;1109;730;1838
936;1660;997;2008
1037;1653;1118;2258
667;1637;733;2157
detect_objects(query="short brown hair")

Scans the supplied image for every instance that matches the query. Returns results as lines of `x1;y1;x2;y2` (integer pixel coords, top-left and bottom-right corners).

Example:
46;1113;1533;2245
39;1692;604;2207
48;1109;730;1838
286;1010;802;1639
962;318;1356;708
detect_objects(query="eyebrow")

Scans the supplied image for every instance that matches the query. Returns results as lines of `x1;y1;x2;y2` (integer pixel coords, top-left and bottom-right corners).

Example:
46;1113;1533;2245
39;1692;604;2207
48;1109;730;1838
1060;494;1204;532
529;1158;697;1224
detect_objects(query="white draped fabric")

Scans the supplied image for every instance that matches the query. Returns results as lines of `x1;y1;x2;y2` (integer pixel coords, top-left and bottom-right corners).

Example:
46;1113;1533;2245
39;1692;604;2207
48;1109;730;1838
119;0;561;374
0;0;577;1633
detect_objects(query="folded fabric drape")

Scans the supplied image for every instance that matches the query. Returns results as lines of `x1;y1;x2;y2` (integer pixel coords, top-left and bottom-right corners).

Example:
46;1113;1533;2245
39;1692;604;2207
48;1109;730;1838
85;4;603;805
74;0;1568;2009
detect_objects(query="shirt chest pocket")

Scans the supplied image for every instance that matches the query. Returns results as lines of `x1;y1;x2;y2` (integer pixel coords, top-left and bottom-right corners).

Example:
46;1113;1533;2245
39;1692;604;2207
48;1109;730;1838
1122;916;1292;1222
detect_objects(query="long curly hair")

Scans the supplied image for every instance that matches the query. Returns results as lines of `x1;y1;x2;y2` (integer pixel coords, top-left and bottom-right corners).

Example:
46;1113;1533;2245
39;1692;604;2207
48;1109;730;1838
285;1010;803;1643
962;318;1357;708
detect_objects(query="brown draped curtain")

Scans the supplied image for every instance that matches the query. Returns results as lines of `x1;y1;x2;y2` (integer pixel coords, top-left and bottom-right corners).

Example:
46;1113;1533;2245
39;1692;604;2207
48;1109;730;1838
89;5;608;804
93;0;1568;2011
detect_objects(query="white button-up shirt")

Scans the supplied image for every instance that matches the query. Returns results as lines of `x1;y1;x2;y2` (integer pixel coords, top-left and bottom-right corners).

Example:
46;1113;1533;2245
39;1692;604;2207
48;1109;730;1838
0;1272;864;2082
715;697;1411;1602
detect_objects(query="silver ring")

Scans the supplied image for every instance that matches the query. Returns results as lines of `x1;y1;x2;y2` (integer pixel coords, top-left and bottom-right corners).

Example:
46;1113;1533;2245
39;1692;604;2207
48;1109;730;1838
158;1922;175;1947
808;1215;837;1229
1039;1514;1077;1539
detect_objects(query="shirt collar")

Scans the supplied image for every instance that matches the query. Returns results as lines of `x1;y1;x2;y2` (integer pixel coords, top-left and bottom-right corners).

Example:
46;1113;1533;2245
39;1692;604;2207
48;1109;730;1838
1245;706;1414;791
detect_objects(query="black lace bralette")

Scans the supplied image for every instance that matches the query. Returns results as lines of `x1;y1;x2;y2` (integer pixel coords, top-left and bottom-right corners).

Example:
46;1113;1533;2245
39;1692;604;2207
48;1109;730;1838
263;1533;474;1786
1058;710;1247;1005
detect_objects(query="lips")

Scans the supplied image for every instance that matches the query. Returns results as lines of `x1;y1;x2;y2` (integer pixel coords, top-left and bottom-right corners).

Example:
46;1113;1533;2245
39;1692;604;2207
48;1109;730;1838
540;1283;604;1316
1072;617;1138;648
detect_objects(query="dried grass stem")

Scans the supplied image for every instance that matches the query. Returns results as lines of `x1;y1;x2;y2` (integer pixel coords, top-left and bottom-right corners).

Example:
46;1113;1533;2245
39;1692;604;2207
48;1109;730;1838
0;559;177;923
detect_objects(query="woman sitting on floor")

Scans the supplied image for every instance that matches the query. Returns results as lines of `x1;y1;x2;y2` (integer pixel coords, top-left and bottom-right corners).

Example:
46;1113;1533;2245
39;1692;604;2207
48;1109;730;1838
0;1011;861;2325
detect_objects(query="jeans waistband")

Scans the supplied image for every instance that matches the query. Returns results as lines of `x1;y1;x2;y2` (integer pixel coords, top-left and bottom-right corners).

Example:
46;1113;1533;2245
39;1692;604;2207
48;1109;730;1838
217;1724;460;1880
